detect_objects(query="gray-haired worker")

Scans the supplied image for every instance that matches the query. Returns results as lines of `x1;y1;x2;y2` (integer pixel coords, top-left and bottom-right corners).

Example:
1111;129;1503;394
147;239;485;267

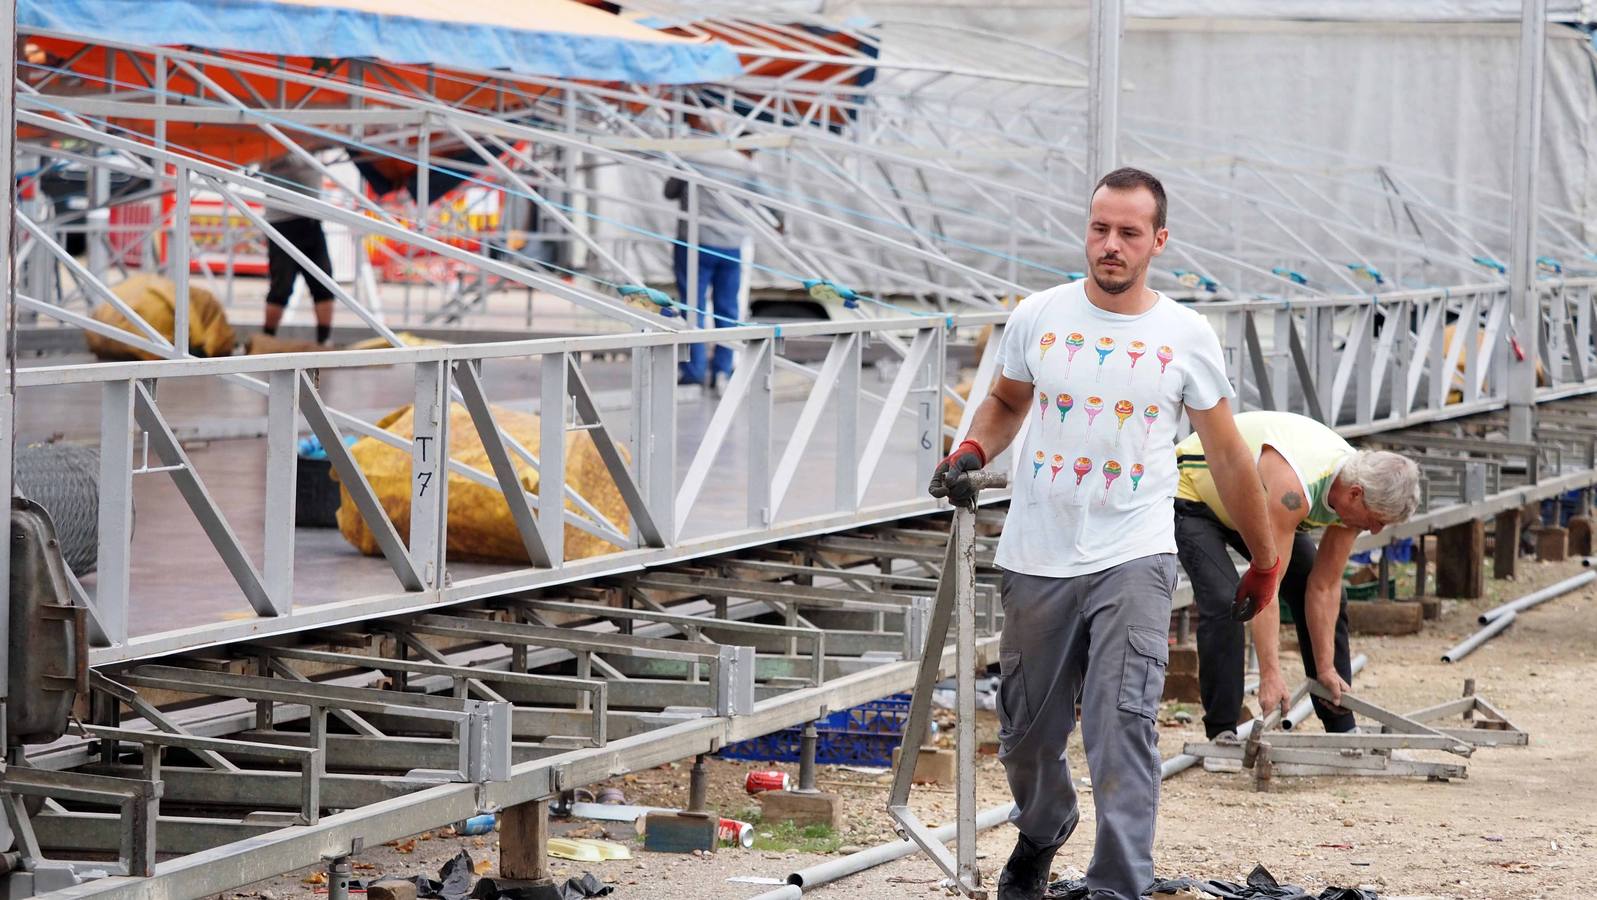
1173;410;1421;737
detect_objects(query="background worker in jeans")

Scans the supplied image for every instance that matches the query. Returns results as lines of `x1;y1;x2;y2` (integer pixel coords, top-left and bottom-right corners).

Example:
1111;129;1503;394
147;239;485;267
931;168;1281;900
260;153;337;345
663;141;780;391
1172;410;1422;738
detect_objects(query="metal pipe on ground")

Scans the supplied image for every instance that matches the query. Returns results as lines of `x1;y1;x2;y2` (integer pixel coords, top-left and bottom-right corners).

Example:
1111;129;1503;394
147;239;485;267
1268;653;1368;733
1477;571;1594;624
1443;610;1517;663
747;803;1016;899
1163;653;1368;778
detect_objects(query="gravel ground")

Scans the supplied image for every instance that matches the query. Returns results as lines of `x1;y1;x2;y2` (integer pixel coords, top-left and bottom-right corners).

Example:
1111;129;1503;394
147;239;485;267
229;558;1596;900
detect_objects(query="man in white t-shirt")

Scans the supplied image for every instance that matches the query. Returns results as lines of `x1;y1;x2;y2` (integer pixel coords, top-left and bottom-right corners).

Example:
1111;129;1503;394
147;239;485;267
930;169;1282;900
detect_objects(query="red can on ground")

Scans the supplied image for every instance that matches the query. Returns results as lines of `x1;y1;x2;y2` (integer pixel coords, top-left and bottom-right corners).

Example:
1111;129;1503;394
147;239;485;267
744;770;791;794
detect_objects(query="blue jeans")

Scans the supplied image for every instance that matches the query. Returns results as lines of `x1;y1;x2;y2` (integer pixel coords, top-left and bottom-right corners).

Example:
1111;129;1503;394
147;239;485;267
673;243;741;382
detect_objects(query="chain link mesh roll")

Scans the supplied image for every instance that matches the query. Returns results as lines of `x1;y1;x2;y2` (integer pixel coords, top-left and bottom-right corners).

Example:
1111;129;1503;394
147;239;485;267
15;442;103;576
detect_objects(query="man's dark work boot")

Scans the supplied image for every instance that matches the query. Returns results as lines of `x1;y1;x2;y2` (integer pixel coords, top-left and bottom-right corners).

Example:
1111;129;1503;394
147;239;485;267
997;832;1064;900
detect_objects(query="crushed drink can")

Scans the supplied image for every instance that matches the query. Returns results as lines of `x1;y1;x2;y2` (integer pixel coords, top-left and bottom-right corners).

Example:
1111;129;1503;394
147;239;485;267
718;817;755;848
744;770;791;794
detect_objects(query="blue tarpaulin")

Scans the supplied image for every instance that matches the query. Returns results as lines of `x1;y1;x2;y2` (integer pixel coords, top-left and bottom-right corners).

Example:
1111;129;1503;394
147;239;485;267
21;0;744;85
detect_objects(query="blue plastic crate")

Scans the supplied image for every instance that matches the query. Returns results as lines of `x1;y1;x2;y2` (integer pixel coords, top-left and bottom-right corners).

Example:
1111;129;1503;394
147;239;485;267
718;693;911;767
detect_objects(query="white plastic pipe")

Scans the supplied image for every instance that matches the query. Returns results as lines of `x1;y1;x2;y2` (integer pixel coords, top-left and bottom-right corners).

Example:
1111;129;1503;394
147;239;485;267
1443;610;1517;663
1477;571;1594;624
747;803;1016;899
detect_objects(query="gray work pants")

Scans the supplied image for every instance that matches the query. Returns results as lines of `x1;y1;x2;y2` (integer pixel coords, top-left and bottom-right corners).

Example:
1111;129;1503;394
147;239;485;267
997;556;1175;900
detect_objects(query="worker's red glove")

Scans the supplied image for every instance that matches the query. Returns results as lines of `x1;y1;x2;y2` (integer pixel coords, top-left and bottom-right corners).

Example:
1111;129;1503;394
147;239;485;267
1232;555;1283;622
929;439;987;509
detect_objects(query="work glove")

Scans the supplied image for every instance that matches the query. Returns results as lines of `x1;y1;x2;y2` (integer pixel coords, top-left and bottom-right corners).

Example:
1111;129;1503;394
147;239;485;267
929;439;987;509
1231;554;1282;622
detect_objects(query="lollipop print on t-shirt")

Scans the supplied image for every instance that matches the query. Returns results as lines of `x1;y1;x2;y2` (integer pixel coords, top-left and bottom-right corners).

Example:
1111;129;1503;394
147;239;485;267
1094;337;1116;381
1056;393;1073;423
1139;404;1160;454
1063;333;1086;376
1050;453;1066;483
1033;450;1045;478
1156;345;1175;385
1083;396;1105;435
1127;340;1147;370
1072;456;1092;491
1099;460;1122;506
1114;399;1134;433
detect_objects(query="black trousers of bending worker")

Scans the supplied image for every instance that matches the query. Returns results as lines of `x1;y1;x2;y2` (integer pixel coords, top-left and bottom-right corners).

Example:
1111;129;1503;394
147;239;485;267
265;216;335;308
1172;498;1356;738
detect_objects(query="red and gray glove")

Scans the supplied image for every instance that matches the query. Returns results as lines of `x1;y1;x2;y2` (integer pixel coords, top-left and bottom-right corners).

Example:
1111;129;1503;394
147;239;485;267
929;439;987;509
1232;555;1283;622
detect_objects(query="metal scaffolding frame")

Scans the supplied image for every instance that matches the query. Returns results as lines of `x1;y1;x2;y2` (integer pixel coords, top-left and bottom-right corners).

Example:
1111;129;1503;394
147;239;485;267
0;1;1592;896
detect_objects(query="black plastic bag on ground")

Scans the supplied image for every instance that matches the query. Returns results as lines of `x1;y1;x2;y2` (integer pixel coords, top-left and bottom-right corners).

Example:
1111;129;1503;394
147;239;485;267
470;872;615;900
351;849;479;900
1046;864;1379;900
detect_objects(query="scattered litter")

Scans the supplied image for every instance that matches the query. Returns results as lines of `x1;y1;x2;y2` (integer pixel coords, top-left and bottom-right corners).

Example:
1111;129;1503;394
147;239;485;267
931;688;996;711
351;849;478;900
469;873;614;899
1483;835;1505;842
1048;864;1380;899
549;838;633;862
566;801;674;823
838;765;890;775
301;872;327;886
1317;844;1353;851
727;876;787;885
548;838;605;862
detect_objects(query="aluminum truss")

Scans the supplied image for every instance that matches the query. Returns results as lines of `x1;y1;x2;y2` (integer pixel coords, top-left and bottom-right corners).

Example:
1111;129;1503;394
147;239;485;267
1;3;1595;896
17;517;1008;898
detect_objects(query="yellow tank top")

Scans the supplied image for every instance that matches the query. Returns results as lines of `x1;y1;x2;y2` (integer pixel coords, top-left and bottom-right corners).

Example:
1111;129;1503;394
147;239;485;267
1174;411;1353;531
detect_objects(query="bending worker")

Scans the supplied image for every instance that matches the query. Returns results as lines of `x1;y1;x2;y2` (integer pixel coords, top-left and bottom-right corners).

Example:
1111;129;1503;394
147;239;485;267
1172;410;1421;737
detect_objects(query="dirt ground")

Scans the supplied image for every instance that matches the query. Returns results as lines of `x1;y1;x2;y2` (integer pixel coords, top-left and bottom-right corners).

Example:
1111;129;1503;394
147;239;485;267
232;557;1597;900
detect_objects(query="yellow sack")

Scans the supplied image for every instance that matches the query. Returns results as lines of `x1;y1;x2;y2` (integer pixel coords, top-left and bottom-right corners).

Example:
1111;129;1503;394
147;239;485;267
345;332;446;351
85;273;235;361
335;402;629;564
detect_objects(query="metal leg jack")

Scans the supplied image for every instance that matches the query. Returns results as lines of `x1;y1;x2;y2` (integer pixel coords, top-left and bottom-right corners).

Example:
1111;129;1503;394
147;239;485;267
887;470;1006;899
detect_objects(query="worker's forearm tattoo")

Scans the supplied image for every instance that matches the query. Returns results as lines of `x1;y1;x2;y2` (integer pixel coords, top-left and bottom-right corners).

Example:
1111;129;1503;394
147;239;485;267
1280;491;1303;511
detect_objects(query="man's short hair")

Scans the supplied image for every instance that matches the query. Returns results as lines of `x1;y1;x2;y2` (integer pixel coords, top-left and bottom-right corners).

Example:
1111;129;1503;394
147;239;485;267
1092;167;1167;232
1341;450;1422;524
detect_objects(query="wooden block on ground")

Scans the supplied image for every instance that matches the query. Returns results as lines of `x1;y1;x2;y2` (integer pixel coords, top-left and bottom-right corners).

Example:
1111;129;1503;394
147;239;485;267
1437;520;1485;599
367;881;418;900
641;811;718;853
1569;516;1593;557
1346;600;1424;636
500;799;552;880
1533;526;1568;562
1418;596;1442;620
1493;510;1520;580
1167;644;1199;676
758;790;845;830
891;746;956;785
1163;672;1201;703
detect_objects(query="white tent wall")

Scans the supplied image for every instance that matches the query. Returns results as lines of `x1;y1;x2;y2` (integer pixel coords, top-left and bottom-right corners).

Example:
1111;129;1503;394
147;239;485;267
814;2;1597;290
1119;18;1597;268
588;4;1597;310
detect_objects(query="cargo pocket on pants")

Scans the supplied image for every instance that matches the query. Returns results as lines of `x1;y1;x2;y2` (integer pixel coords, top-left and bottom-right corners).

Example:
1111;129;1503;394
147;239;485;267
1116;626;1169;719
996;650;1030;746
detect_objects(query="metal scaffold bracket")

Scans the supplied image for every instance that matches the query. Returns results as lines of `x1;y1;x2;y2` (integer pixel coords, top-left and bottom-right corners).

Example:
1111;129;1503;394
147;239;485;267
887;469;1007;899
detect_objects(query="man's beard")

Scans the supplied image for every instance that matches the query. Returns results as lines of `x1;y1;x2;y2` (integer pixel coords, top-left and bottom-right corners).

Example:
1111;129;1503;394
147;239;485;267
1090;260;1139;295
